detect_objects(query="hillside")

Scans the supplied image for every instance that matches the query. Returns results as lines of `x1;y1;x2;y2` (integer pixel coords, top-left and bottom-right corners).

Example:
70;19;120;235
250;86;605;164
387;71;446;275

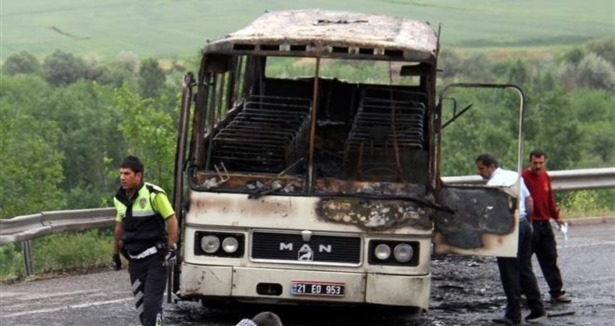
1;0;613;61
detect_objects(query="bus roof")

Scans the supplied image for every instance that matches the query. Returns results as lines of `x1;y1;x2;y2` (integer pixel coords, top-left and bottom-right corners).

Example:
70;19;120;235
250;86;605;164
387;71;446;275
203;9;438;62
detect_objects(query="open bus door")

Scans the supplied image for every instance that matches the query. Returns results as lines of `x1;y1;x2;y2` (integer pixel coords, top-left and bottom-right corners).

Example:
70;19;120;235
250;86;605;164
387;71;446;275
432;84;526;257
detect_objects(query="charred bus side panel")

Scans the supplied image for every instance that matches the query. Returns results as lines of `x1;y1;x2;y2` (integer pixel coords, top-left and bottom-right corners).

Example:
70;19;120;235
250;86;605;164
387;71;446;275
170;9;520;311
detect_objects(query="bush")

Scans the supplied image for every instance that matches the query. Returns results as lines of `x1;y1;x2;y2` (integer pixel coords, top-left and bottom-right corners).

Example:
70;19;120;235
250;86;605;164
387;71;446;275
0;243;25;283
576;53;615;91
33;230;114;274
560;190;610;218
2;51;41;76
42;50;86;87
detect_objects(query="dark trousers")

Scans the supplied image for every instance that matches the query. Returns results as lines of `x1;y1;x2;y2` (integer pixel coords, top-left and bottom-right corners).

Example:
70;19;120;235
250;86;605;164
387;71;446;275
497;218;544;321
532;220;564;296
128;254;167;326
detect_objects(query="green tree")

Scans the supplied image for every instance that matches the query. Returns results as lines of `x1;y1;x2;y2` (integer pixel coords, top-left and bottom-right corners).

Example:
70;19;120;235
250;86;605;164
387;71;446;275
587;37;615;67
97;61;137;88
138;58;166;98
440;88;520;175
534;71;557;93
525;90;581;170
0;76;65;218
82;53;103;81
583;121;615;164
117;51;140;74
2;51;41;76
112;85;176;191
562;47;585;65
41;81;127;208
42;50;86;87
568;89;615;166
438;49;464;78
508;59;529;86
460;53;495;82
576;53;615;91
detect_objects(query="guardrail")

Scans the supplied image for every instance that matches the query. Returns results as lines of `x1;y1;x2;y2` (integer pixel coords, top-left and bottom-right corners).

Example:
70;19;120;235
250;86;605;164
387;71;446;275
441;167;615;191
0;208;116;276
1;167;614;275
0;208;116;245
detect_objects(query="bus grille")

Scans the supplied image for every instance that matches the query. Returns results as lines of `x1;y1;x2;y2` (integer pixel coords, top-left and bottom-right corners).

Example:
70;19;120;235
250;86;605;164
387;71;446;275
250;231;361;265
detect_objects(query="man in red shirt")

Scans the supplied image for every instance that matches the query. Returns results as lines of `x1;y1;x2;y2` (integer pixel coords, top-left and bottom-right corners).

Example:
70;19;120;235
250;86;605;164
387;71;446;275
521;149;572;303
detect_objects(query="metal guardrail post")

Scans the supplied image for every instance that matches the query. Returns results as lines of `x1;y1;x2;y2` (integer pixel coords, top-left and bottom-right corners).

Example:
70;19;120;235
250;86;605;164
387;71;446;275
22;240;34;277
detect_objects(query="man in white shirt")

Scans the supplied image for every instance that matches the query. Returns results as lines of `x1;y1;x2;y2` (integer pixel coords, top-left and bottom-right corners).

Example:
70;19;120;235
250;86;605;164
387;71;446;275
475;153;545;324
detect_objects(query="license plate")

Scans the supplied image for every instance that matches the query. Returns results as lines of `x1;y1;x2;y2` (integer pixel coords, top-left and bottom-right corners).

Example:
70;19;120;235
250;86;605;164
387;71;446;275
291;281;345;297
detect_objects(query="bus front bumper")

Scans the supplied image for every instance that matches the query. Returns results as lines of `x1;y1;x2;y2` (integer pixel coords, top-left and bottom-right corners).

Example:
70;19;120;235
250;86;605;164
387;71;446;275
178;263;431;309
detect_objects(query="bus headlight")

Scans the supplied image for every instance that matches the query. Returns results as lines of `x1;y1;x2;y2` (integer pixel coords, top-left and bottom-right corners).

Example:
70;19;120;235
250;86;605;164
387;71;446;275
393;243;414;263
201;235;220;254
222;237;239;253
374;243;391;260
369;240;419;266
195;231;245;257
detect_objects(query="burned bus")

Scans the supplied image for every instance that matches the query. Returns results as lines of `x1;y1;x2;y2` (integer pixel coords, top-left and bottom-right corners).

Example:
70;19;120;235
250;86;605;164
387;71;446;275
169;9;525;311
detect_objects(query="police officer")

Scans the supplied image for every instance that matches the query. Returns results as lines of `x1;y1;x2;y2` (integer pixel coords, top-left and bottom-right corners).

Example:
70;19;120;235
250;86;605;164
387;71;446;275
111;155;178;326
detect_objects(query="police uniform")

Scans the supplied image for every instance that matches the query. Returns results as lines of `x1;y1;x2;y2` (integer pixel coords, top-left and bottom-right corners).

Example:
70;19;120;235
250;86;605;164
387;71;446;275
114;182;175;326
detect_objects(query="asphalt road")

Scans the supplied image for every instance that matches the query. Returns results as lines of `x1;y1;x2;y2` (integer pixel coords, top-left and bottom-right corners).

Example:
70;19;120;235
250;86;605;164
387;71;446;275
1;220;614;326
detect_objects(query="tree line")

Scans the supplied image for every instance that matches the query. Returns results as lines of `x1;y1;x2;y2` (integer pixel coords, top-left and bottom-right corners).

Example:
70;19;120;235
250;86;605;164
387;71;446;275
1;37;614;219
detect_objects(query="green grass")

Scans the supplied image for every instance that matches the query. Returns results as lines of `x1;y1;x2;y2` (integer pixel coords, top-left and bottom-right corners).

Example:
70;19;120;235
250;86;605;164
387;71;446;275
1;0;613;61
0;230;114;283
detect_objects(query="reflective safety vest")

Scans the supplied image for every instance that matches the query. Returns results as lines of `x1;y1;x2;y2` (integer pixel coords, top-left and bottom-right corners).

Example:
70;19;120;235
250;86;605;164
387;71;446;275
114;182;168;255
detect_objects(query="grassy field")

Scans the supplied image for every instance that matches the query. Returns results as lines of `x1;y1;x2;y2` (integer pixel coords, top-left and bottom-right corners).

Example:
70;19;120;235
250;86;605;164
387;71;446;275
1;0;614;61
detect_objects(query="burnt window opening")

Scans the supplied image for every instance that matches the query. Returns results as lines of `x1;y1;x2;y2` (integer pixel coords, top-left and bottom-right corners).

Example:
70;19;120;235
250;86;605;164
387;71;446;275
290;44;308;52
260;44;280;51
359;48;374;55
199;55;431;184
233;43;256;51
384;49;404;58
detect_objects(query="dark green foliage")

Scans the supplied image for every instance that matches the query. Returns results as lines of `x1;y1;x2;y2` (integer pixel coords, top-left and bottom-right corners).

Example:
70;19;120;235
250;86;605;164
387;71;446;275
0;74;65;218
508;59;529;86
527;93;582;170
2;51;41;76
569;89;615;165
44;81;126;208
534;72;557;93
42;50;87;86
584;121;615;164
138;58;166;98
587;37;615;66
113;85;176;191
33;230;113;273
97;61;137;88
576;53;615;91
440;88;522;175
563;47;586;65
457;53;496;82
0;243;23;282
